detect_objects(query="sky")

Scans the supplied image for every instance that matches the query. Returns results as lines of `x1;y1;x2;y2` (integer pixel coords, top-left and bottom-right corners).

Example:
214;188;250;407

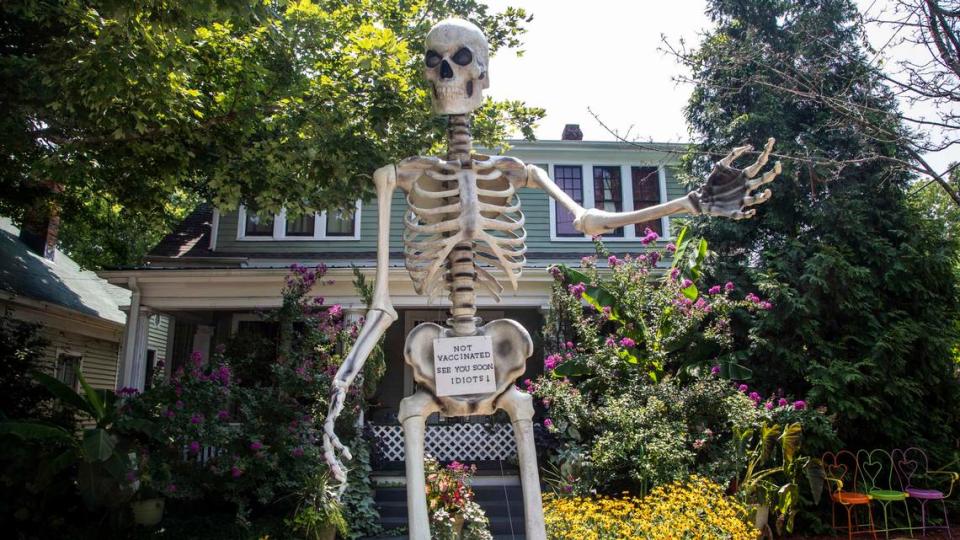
481;0;958;175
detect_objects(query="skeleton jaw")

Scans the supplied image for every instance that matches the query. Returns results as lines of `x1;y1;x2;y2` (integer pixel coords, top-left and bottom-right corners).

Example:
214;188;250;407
430;80;482;115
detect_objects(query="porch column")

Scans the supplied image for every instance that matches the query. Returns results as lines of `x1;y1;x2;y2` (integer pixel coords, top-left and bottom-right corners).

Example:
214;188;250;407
191;325;214;363
119;305;152;391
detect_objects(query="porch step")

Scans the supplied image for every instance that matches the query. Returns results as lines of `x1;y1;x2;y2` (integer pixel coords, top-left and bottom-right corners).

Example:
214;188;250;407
371;484;527;537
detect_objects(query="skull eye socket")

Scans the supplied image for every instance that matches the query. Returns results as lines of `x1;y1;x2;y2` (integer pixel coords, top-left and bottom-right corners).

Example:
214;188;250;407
452;47;473;66
425;50;442;68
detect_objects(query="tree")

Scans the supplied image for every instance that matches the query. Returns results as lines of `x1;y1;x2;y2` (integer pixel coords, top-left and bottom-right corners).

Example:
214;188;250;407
0;1;543;268
678;0;960;457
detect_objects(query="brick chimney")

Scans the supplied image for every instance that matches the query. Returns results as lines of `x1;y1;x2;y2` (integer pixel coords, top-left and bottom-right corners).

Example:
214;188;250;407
561;124;583;141
20;183;63;261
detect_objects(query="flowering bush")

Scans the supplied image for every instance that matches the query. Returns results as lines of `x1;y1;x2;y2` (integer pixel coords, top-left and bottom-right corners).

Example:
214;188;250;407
117;264;382;535
424;458;492;540
543;475;757;539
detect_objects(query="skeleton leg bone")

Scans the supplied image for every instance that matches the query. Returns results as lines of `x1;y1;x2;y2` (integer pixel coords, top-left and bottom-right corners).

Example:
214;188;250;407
399;391;441;540
323;164;400;489
497;386;547;540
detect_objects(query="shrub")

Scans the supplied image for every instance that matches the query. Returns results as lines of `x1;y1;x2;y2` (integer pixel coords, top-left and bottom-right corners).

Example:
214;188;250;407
543;475;757;539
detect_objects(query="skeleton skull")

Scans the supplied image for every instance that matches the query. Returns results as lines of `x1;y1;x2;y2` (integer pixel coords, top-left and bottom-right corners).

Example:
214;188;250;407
424;19;489;115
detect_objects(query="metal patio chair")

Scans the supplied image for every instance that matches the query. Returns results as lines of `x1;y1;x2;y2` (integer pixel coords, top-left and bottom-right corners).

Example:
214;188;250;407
823;450;879;540
893;447;957;538
856;448;912;539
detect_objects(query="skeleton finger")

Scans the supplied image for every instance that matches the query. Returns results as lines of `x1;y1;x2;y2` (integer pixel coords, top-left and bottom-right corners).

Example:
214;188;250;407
743;188;772;207
731;209;757;220
719;144;753;167
747;161;782;191
744;138;775;178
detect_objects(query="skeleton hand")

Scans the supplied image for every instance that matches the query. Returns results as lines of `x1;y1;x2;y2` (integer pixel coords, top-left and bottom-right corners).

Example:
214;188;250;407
323;382;352;485
691;138;781;220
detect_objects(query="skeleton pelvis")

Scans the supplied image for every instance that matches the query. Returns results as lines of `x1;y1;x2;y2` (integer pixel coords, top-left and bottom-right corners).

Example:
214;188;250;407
403;319;533;416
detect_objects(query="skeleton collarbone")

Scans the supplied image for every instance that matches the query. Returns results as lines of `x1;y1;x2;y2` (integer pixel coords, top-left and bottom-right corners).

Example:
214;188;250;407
402;155;528;301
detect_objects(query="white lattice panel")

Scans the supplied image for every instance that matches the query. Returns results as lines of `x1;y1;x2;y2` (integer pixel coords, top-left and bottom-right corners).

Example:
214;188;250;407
370;423;518;462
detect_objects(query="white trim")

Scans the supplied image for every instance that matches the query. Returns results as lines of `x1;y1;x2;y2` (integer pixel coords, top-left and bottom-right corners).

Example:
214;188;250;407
658;166;672;239
230;313;265;334
54;347;83;391
209;208;220;251
236;201;362;241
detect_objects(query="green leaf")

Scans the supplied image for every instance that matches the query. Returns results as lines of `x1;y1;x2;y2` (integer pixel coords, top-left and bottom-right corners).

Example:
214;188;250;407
82;429;115;462
78;372;106;423
553;357;591;377
780;423;803;463
32;371;95;417
0;421;73;442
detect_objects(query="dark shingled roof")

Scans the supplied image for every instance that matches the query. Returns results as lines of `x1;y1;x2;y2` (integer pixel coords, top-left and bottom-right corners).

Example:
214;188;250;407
0;218;128;324
147;204;214;259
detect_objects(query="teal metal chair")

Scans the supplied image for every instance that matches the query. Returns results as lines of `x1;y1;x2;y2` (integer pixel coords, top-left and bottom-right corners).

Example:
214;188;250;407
856;449;912;539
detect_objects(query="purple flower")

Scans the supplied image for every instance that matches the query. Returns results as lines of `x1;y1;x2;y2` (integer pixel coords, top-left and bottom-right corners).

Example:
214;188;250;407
746;292;761;304
711;365;721;376
217;410;230;421
189;440;201;454
166;483;177;493
649;252;661;265
665;243;676;253
544;354;561;371
164;409;175;419
567;282;587;298
749;391;761;403
549;266;563;280
619;337;636;348
681;278;693;289
760;301;774;310
581;256;594;267
249;440;263;451
724;281;735;292
126;470;137;483
778;398;789;407
329;304;343;318
602;306;612;318
765;401;774;410
605;337;616;347
708;285;722;295
640;228;660;245
190;413;204;424
292;447;305;458
543;418;554;429
175;400;184;410
738;384;749;393
231;466;243;478
607;255;621;267
793;400;807;410
670;268;681;280
118;387;139;397
190;351;203;367
565;341;574;350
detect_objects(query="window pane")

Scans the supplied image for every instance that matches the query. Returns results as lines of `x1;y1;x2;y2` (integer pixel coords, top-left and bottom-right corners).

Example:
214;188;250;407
593;166;623;237
553;165;583;237
56;354;80;390
631;166;662;236
244;207;274;237
286;213;316;237
325;208;355;237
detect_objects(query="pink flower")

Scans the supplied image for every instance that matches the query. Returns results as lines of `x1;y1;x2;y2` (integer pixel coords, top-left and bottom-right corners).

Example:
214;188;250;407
217;410;230;421
544;354;561;371
607;255;621;267
746;292;761;304
249;440;263;451
708;285;722;295
329;304;343;317
760;301;774;310
649;252;661;265
749;391;761;403
793;400;807;410
681;278;693;289
231;466;243;478
724;281;735;292
778;398;789;407
166;483;177;493
640;228;659;245
548;266;563;280
605;337;616;347
602;306;612;318
711;365;721;376
693;439;705;449
765;401;774;410
189;440;201;454
619;337;636;348
190;351;203;367
665;243;676;253
738;384;749;393
175;400;184;409
543;418;554;429
565;341;574;350
581;256;594;267
292;447;305;458
670;268;681;280
190;413;204;424
567;282;587;298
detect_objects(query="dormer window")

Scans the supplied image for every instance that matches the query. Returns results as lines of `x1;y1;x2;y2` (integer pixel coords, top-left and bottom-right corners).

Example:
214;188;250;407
237;202;361;241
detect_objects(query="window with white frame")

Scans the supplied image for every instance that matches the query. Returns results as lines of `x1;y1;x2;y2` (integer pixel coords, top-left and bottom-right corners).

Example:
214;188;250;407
55;352;81;390
237;202;361;240
548;164;667;241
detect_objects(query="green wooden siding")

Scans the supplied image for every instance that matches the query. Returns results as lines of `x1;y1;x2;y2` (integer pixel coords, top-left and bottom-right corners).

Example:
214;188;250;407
215;165;689;255
38;327;120;391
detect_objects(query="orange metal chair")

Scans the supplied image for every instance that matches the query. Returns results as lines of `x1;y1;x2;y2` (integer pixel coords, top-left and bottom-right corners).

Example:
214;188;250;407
823;450;879;540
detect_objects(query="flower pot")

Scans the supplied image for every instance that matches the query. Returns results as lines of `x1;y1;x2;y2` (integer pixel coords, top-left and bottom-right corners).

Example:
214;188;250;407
753;504;772;539
131;498;165;526
452;513;465;539
317;523;336;540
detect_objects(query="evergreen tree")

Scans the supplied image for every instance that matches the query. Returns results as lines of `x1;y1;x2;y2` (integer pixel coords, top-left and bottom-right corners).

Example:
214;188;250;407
680;0;960;456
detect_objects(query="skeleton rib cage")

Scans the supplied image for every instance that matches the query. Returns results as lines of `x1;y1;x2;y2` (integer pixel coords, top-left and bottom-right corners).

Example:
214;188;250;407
402;154;527;310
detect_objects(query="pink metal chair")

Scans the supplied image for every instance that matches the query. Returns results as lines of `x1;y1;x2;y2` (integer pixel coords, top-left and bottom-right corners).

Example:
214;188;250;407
823;450;879;540
893;447;957;538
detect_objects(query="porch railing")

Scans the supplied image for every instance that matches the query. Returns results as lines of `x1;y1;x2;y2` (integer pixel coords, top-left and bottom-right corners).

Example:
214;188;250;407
369;422;519;462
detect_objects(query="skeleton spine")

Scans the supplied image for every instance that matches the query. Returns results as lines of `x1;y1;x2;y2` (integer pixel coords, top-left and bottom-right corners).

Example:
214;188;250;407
446;114;478;335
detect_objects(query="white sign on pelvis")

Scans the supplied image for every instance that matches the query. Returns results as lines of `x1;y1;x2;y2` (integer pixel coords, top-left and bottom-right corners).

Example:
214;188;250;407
321;16;780;540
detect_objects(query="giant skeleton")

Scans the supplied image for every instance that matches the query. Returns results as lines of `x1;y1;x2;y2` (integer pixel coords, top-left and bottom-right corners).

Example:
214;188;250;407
322;18;781;540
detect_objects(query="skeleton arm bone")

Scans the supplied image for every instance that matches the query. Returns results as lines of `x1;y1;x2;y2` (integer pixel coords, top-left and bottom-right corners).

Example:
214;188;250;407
323;163;400;487
523;138;781;236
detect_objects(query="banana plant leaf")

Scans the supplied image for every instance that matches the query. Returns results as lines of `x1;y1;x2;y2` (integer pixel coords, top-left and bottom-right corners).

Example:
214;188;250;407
32;371;96;417
0;421;73;441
